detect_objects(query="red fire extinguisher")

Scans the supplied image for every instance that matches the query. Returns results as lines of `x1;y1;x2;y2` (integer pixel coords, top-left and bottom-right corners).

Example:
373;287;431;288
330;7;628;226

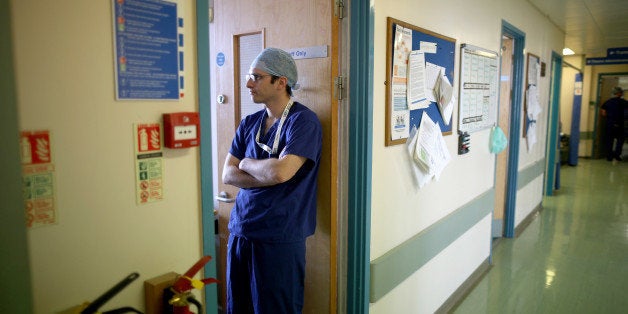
167;256;218;314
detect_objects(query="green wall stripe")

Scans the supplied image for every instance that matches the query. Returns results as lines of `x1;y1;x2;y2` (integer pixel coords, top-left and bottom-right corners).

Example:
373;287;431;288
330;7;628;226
369;189;495;302
517;158;546;189
368;160;547;303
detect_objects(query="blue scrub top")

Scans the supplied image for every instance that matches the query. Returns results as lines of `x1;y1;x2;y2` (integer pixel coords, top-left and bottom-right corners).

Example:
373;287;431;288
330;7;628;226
228;101;322;242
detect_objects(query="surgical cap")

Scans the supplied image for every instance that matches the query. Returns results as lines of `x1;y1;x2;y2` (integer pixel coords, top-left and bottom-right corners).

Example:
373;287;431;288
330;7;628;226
612;86;623;95
250;48;298;88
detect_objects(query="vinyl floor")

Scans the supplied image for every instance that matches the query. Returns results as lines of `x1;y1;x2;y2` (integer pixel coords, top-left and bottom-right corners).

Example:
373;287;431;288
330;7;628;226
453;158;628;314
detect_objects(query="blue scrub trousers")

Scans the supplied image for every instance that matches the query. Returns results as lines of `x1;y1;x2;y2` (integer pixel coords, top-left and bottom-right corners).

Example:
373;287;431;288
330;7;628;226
227;234;306;314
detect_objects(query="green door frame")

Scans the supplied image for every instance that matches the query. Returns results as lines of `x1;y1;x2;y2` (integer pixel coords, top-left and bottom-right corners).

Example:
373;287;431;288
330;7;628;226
346;1;374;313
501;21;525;238
196;0;219;313
545;51;562;195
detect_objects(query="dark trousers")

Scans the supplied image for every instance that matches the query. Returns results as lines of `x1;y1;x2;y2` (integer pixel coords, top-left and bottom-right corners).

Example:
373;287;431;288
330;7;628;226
605;125;625;160
227;234;306;314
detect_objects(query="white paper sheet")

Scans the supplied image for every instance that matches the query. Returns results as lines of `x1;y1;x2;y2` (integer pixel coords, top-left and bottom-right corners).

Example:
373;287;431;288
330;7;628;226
413;112;451;176
525;84;542;151
389;25;413;141
420;41;438;54
435;73;454;125
425;62;445;102
526;121;537;151
407;51;430;110
406;126;432;188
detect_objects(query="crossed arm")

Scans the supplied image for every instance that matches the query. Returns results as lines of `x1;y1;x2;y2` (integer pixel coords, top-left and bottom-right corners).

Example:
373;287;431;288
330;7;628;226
222;152;307;189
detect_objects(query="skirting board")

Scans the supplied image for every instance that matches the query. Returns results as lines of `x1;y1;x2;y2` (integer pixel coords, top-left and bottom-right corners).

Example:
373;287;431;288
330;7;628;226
515;202;543;237
435;257;492;313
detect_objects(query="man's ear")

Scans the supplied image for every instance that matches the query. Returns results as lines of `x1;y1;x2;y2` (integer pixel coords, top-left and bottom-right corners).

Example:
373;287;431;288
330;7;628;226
276;76;288;90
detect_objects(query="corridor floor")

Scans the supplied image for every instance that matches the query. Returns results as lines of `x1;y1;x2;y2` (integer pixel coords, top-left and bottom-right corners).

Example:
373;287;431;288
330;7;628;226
453;159;627;313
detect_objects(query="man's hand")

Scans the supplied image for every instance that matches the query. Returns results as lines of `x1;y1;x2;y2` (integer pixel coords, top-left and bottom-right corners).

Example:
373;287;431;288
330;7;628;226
222;153;307;188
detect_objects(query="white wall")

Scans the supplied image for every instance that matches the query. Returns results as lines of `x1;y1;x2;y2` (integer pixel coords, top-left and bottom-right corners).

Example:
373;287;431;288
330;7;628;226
558;55;585;156
370;0;563;312
560;65;579;136
11;1;203;312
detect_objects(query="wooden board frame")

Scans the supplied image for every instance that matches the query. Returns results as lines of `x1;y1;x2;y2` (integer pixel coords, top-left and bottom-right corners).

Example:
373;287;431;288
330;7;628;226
385;17;456;146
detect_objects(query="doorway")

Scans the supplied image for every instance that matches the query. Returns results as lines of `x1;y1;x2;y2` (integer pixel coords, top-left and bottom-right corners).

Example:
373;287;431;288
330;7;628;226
498;21;525;238
199;0;340;313
593;74;628;159
544;52;563;195
492;35;514;238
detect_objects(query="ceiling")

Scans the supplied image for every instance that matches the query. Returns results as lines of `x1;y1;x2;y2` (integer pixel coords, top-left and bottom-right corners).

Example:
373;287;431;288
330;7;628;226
527;0;628;56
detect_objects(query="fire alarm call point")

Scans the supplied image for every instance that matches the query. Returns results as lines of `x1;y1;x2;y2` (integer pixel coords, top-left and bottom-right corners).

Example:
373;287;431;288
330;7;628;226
163;112;200;148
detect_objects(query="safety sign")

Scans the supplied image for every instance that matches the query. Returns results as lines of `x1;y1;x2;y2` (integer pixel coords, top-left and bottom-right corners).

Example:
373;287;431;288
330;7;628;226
21;130;57;228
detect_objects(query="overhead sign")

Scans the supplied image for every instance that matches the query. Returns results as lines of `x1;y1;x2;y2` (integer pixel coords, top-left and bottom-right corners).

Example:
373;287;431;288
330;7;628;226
607;47;628;59
586;47;628;65
585;57;628;65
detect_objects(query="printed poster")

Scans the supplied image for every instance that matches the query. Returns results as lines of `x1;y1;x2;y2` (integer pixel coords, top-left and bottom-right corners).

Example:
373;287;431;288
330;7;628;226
21;130;57;228
134;123;164;204
113;0;183;100
390;24;413;140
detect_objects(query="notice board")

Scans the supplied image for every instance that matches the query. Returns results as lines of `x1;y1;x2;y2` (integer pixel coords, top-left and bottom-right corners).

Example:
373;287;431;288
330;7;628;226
112;0;183;100
458;44;499;133
385;17;456;146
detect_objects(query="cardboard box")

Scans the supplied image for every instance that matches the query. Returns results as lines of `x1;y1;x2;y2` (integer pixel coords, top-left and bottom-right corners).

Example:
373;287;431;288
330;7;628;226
144;272;178;314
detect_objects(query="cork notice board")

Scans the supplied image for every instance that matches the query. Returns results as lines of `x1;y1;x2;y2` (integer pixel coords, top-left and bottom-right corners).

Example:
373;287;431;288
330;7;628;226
385;17;456;146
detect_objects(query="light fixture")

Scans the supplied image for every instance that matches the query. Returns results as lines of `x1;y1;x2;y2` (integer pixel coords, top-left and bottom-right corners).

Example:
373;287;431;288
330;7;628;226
562;47;575;55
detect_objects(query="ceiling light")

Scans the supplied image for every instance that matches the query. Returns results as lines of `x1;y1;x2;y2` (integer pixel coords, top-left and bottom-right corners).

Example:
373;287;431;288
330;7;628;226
563;48;575;55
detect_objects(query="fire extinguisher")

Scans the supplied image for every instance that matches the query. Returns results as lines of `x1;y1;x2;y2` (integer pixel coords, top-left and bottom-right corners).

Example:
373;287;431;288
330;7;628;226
166;256;218;314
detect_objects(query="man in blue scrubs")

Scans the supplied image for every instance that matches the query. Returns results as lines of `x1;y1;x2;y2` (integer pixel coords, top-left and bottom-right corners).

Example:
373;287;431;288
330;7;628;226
601;86;627;161
222;47;322;314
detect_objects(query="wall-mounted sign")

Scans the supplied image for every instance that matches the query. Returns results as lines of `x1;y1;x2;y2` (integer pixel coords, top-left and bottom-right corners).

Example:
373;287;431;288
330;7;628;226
134;123;164;204
112;0;182;100
21;130;57;228
217;52;225;66
458;44;499;133
286;45;328;60
574;81;583;96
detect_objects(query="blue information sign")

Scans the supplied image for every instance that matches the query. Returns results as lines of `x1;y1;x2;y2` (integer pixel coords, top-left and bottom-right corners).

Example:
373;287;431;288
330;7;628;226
585;57;628;66
607;47;628;59
216;52;225;67
113;0;180;100
586;47;628;66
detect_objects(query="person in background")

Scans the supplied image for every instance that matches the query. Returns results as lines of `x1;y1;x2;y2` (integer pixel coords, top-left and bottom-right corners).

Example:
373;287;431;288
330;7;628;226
221;47;322;314
601;86;627;162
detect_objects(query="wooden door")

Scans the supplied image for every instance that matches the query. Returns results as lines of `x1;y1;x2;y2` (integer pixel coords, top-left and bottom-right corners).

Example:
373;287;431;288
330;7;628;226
210;1;338;313
493;36;513;238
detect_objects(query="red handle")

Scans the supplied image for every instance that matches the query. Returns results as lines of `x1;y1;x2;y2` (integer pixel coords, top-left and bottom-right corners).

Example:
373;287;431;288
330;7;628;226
172;256;212;292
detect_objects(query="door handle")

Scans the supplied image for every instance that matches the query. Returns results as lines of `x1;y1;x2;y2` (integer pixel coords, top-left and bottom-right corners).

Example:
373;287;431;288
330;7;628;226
216;191;235;203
